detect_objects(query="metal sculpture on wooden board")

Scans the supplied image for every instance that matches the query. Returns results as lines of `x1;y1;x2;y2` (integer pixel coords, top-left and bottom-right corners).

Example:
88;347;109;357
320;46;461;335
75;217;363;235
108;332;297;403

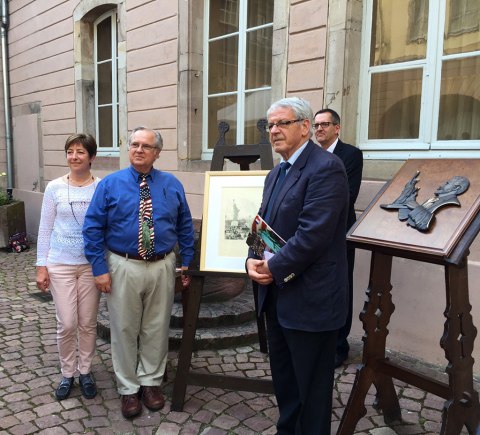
381;172;470;231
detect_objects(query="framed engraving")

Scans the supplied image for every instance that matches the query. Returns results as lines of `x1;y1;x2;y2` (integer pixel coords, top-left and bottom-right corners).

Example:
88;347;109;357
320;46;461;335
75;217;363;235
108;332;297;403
200;170;268;272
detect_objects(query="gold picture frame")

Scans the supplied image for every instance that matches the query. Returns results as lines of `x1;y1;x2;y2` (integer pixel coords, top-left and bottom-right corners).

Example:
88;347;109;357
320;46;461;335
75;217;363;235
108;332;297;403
200;170;269;272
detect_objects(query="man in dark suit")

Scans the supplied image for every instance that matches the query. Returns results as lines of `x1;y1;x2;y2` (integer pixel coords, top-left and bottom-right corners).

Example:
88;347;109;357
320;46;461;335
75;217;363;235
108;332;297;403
314;108;363;368
247;97;349;434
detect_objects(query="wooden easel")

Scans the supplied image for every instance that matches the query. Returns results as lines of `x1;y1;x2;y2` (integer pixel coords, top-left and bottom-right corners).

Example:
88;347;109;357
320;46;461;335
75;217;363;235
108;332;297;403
171;120;275;411
339;160;480;434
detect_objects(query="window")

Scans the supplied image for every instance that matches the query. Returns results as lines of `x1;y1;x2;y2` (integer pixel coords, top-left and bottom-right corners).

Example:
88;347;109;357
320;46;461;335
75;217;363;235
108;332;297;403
203;0;273;157
74;1;125;158
359;0;480;157
94;11;119;151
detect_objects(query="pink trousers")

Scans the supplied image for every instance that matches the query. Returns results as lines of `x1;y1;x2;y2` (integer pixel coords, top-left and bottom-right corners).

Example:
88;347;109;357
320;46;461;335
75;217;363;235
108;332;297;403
47;263;100;377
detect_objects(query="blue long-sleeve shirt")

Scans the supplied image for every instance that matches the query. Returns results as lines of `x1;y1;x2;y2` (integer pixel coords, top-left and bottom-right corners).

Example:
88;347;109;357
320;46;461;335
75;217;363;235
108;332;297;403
83;165;195;276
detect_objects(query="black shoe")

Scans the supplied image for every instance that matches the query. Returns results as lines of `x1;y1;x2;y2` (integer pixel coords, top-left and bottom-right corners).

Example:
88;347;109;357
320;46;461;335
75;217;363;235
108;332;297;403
79;373;97;399
334;353;348;369
55;377;74;400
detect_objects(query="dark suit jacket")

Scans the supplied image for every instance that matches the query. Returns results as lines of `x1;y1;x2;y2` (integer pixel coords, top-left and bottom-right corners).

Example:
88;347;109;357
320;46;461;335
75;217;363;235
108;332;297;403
249;140;349;332
333;140;363;231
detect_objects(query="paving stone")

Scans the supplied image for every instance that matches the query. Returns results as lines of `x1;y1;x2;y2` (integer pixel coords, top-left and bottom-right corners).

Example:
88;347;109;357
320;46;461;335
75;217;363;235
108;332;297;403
179;422;202;434
243;414;275;432
211;414;240;429
61;421;84;433
204;399;229;414
35;414;65;430
36;427;68;435
226;403;256;420
8;422;39;435
370;429;398;435
0;416;19;430
155;422;182;434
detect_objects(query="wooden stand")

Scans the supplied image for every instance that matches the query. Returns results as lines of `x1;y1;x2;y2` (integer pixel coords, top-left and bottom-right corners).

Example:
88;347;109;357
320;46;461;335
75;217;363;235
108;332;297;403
172;120;275;411
339;160;480;434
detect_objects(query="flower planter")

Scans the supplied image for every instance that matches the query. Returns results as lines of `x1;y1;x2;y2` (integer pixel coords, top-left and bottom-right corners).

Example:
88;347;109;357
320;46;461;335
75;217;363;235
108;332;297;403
0;201;26;248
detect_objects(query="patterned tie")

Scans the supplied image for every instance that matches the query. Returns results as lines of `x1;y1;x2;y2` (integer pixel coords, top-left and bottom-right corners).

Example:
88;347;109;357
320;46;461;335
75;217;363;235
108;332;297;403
264;162;291;223
138;174;155;259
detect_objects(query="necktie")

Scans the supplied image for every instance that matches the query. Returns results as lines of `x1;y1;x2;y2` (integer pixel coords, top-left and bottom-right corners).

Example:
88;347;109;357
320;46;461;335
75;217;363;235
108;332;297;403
264;162;291;223
138;174;155;259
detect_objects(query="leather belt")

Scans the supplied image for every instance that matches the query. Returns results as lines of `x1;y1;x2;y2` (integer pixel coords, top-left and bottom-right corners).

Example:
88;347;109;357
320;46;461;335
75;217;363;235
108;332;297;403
110;249;173;262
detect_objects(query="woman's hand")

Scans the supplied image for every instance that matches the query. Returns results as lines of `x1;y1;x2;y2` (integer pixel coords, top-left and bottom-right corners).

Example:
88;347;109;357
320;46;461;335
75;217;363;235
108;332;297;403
36;266;50;292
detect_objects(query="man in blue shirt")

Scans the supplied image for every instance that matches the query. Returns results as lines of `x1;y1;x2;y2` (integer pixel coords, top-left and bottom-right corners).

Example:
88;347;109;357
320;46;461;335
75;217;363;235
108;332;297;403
83;126;194;419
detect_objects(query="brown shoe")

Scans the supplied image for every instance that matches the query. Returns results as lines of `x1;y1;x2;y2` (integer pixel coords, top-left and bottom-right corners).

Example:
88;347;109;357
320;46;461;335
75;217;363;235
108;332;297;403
141;386;165;411
121;393;142;419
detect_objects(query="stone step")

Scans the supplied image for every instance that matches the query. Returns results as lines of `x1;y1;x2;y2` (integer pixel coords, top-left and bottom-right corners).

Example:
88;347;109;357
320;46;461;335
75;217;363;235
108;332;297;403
170;281;256;328
96;279;261;350
169;320;260;350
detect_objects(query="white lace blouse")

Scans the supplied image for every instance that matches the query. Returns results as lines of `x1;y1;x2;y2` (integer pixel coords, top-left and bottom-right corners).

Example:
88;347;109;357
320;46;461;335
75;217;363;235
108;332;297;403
36;177;100;266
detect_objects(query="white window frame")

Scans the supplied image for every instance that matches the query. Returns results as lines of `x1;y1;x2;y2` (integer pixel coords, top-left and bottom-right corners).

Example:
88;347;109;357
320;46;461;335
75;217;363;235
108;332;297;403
358;1;480;159
94;10;119;156
202;0;273;159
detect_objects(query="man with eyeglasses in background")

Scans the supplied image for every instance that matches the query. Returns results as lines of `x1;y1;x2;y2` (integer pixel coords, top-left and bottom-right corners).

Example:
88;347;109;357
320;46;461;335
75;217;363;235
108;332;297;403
314;108;363;369
247;97;349;434
83;126;194;419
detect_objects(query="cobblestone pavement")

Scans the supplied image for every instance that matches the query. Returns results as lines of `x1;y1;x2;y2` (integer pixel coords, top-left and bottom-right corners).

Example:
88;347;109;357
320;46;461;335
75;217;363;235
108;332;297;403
0;247;477;434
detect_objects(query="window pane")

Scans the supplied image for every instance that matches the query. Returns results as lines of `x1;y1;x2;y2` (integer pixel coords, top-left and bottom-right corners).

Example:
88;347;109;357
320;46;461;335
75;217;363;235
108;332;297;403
245;27;272;90
444;0;480;55
208;95;237;148
210;0;239;38
438;56;480;140
244;89;270;144
370;0;427;66
368;69;422;139
98;106;113;147
96;16;112;62
97;61;112;105
209;36;238;94
247;0;273;28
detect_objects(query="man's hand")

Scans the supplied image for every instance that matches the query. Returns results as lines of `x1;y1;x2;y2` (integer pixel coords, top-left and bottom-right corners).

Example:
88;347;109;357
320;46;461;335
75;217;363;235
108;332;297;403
180;266;191;289
95;273;112;293
36;266;50;292
246;258;273;285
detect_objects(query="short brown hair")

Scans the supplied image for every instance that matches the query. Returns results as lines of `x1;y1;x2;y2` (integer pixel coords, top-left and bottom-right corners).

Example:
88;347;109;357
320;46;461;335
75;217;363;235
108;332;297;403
64;134;97;158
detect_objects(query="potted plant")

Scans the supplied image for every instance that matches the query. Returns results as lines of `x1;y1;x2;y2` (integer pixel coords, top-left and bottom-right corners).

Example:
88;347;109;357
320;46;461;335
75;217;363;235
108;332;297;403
0;172;27;249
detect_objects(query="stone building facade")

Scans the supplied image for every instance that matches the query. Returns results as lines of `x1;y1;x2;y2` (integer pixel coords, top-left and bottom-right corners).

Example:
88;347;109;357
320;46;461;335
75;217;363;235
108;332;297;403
0;0;479;373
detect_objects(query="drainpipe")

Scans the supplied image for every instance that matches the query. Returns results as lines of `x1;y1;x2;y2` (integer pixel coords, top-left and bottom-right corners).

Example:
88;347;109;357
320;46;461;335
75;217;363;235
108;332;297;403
0;0;13;198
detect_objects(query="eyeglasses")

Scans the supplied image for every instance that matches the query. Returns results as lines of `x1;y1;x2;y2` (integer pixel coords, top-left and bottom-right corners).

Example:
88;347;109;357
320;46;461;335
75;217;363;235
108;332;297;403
129;143;158;152
313;122;338;130
266;119;304;132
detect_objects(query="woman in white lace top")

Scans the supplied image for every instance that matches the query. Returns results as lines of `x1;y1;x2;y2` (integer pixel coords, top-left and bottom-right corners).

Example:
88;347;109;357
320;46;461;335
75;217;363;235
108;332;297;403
36;134;100;401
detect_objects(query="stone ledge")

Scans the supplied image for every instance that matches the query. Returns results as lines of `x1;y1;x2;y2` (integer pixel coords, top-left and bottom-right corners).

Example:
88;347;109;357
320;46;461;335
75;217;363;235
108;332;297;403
97;281;260;350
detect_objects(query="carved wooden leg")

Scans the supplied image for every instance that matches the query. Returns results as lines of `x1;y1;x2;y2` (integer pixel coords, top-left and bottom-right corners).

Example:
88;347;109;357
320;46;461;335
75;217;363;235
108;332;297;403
440;263;480;435
171;275;204;411
337;364;373;434
338;251;399;434
373;372;402;424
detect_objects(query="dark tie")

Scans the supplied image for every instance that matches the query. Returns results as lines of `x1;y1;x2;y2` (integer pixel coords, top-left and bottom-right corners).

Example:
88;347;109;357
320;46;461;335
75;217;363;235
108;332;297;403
138;174;155;259
264;162;291;223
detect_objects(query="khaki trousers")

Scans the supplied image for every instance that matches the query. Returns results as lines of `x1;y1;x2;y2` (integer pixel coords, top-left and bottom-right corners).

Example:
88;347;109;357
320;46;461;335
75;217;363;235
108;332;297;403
107;250;176;395
47;263;100;377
